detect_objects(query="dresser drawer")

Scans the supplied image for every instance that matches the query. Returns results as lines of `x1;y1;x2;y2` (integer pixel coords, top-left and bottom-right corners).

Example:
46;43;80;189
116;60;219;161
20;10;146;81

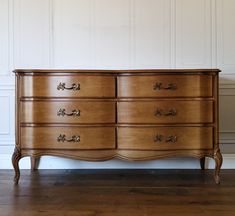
20;75;115;98
118;100;213;124
118;127;213;150
21;101;115;124
21;127;115;149
118;75;212;97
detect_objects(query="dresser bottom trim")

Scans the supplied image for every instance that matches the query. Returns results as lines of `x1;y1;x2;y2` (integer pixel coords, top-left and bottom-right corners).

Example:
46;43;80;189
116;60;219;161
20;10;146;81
12;149;222;185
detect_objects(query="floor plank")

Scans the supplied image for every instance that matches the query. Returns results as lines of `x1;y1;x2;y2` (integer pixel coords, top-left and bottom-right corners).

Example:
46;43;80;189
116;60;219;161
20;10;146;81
0;169;235;216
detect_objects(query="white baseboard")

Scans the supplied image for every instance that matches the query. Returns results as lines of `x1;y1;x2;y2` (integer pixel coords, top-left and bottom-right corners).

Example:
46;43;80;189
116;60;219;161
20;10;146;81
1;154;235;169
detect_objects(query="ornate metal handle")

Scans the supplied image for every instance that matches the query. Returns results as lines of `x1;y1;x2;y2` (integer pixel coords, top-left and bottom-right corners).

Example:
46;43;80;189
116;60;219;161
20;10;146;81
155;108;177;117
154;135;177;143
57;108;80;117
57;134;80;142
153;82;177;91
57;82;80;91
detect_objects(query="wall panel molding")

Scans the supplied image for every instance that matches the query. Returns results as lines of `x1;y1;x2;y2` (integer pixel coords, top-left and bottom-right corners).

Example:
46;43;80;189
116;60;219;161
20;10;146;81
219;74;235;94
93;0;130;68
220;132;235;144
0;0;10;76
0;90;15;142
53;0;93;68
14;0;51;68
0;95;10;135
211;0;217;67
220;95;235;137
220;89;235;96
217;0;235;73
0;78;15;89
0;91;15;156
175;0;212;68
131;0;171;68
1;0;235;167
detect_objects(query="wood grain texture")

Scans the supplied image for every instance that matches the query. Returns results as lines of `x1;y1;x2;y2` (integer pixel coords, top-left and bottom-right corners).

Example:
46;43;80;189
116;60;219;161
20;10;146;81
20;75;115;98
21;149;214;161
14;68;221;73
11;147;21;185
212;74;222;184
21;101;115;124
0;169;234;216
21;127;115;150
118;127;213;150
13;69;221;184
118;100;213;124
118;75;213;97
30;156;40;170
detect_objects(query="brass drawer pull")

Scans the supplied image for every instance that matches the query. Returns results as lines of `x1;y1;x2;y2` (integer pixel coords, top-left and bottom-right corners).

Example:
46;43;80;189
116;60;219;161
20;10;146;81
57;82;80;91
57;134;80;142
155;108;177;117
57;108;80;117
165;135;178;143
153;82;177;91
154;135;177;143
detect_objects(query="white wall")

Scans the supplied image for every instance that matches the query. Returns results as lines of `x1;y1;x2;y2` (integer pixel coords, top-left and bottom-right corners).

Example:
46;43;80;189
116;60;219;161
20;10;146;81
1;0;235;169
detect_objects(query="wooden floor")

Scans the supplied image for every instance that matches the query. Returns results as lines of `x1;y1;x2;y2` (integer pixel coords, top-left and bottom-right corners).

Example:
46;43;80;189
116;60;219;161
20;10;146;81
0;169;235;216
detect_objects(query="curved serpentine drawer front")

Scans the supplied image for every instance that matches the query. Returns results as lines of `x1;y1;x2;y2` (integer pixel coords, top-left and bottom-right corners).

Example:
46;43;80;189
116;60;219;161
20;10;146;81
117;127;213;150
118;75;213;97
117;100;213;124
21;101;116;124
13;69;222;184
20;75;115;98
20;127;115;150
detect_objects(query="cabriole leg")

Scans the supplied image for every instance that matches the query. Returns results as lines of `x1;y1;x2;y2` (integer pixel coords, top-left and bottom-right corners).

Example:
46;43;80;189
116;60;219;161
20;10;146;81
30;156;39;171
200;157;205;170
12;147;21;185
214;150;223;184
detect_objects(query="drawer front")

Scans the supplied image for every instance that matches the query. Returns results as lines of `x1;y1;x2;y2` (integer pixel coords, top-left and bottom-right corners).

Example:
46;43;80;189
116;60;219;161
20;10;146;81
20;75;115;98
118;100;213;124
21;127;115;149
118;127;213;150
21;101;115;124
118;75;212;97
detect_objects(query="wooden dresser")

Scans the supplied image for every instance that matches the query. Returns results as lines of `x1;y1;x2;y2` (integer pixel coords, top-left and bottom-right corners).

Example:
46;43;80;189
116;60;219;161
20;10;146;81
13;69;222;184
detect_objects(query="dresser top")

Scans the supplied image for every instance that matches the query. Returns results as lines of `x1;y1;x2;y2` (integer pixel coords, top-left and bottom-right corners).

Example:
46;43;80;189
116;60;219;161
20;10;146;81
13;69;221;74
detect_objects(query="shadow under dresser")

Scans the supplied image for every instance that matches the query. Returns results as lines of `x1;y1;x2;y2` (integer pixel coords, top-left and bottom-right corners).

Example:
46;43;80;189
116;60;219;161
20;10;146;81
12;69;222;184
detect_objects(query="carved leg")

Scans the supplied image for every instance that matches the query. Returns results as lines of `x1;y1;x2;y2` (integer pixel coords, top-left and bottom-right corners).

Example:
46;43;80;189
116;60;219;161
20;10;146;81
214;150;223;184
30;156;39;171
200;157;206;170
12;147;21;185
